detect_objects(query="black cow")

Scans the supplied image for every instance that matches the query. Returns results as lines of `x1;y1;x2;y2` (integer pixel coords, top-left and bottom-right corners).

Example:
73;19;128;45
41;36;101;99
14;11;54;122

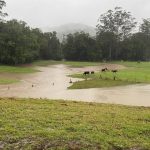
91;71;95;74
101;68;108;72
83;71;90;75
111;69;118;73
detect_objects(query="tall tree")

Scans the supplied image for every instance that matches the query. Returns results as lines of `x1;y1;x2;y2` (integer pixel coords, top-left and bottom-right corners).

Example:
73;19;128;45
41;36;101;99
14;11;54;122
96;7;137;60
97;7;137;40
140;18;150;36
0;0;7;20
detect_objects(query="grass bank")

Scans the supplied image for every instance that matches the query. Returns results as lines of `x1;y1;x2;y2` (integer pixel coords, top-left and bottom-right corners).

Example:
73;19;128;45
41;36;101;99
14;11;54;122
0;65;37;73
0;65;38;85
69;61;150;89
0;79;19;84
0;98;149;150
33;60;102;67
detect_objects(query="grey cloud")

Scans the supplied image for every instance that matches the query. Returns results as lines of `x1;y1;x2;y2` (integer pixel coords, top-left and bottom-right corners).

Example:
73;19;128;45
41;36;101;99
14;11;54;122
4;0;150;28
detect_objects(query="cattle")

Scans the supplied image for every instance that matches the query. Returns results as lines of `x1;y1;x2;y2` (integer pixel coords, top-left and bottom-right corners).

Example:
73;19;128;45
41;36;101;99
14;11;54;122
111;69;118;73
83;71;90;75
91;71;95;74
101;68;108;72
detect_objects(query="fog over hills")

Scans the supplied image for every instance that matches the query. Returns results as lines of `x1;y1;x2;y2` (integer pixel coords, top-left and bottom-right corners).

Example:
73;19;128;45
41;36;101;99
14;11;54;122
41;23;96;41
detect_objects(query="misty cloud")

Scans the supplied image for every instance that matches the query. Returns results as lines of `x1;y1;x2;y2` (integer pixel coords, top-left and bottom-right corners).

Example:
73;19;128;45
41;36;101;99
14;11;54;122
4;0;150;28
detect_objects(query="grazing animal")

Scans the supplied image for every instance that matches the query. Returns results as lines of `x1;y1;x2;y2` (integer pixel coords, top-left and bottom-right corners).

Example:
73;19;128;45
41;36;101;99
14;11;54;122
111;69;118;73
83;71;90;75
101;68;108;72
91;71;95;74
32;84;34;87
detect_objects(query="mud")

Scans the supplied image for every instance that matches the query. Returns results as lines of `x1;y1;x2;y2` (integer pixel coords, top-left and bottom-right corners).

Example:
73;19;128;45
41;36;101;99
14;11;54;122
0;64;150;107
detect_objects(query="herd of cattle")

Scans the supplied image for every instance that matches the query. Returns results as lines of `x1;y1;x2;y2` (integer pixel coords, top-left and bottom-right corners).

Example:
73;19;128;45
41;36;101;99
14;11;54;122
83;68;118;76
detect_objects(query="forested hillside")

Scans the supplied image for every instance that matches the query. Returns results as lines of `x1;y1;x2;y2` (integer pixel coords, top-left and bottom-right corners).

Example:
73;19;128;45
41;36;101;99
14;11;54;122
0;1;150;65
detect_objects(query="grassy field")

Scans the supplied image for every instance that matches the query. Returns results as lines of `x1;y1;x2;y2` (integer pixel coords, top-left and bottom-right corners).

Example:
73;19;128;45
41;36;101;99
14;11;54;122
0;98;149;150
69;61;150;89
0;65;38;85
0;65;37;73
0;79;19;84
33;60;102;67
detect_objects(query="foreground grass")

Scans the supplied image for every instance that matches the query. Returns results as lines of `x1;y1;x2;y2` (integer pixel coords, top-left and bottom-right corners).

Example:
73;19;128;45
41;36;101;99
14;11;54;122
0;65;37;73
0;98;149;150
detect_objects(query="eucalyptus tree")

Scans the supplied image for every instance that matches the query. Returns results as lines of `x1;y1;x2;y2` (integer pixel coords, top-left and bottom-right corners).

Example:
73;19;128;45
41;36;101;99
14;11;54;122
96;7;137;60
0;0;7;20
140;18;150;36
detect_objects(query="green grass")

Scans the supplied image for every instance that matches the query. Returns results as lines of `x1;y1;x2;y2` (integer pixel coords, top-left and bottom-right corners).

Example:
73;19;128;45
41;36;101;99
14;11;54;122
69;78;136;89
114;61;150;68
0;98;149;150
0;65;37;73
69;61;150;89
0;79;19;84
32;60;61;66
33;60;102;67
63;61;102;68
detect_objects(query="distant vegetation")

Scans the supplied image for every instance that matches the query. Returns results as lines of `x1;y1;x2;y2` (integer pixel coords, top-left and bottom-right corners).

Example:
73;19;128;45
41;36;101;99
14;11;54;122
0;1;150;65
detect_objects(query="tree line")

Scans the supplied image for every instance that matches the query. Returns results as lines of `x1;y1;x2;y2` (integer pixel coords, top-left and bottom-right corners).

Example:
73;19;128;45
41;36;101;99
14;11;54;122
0;1;150;65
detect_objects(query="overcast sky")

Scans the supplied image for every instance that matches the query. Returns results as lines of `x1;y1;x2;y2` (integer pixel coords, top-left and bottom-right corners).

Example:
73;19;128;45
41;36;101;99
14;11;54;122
4;0;150;28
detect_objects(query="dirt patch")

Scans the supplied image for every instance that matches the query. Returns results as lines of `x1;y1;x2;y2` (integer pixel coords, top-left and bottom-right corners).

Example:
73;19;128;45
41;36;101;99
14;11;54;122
4;138;101;150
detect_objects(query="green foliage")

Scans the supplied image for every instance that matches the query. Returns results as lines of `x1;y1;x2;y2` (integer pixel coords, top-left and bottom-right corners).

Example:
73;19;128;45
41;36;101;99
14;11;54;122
0;0;7;20
97;7;137;40
62;32;101;61
1;3;150;64
0;98;149;149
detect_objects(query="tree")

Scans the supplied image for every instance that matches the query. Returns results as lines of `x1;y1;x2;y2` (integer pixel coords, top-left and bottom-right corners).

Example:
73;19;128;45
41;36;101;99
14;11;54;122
97;7;137;40
63;32;100;61
140;18;150;36
96;7;137;60
39;31;61;60
0;0;7;20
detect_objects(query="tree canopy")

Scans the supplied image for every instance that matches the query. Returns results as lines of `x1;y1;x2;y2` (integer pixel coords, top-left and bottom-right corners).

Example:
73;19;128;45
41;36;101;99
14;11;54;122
0;2;150;64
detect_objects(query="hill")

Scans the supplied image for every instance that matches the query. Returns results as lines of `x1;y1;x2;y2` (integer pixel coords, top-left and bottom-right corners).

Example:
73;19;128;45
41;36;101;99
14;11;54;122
41;23;96;41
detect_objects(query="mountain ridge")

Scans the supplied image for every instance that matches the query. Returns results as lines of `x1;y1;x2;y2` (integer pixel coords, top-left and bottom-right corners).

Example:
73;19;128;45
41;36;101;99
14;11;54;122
41;23;96;41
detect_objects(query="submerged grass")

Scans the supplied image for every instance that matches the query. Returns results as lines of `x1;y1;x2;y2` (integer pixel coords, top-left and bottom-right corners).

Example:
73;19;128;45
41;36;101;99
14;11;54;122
0;98;149;150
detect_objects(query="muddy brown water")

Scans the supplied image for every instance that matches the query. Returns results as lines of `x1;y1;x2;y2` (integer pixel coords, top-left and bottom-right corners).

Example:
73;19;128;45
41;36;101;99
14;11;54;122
0;64;150;107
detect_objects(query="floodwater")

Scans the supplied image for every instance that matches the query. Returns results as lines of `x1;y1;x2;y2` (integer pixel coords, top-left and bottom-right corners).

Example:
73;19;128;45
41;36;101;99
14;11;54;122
0;64;150;107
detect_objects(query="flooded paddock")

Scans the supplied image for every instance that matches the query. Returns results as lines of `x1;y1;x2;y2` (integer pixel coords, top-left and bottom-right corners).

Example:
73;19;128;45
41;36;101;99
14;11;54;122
0;64;150;107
